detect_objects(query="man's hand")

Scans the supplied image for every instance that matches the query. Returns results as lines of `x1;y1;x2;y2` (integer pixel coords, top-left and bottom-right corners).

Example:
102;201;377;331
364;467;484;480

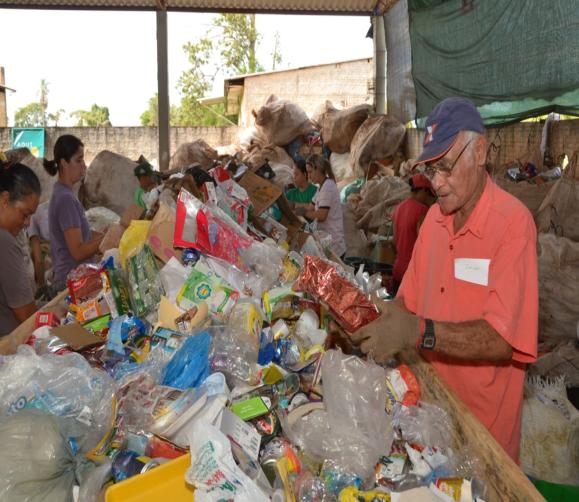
350;298;420;363
294;206;307;217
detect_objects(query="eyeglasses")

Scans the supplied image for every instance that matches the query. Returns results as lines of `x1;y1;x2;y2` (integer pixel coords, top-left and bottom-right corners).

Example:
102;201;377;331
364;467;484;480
418;139;472;181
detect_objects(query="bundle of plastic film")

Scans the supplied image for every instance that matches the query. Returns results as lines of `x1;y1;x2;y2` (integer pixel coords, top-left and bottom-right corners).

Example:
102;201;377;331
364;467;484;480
174;188;255;271
354;262;388;299
126;245;165;320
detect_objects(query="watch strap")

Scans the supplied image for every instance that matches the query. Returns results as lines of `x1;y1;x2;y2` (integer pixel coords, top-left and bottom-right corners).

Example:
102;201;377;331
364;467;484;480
420;318;436;350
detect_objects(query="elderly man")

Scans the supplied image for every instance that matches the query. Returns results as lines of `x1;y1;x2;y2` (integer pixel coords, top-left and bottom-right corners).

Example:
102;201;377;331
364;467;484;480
352;98;538;461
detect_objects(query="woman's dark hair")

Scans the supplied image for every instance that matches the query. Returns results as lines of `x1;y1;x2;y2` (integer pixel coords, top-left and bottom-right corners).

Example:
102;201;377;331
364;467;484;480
0;161;41;202
43;134;84;176
293;156;307;176
306;154;336;181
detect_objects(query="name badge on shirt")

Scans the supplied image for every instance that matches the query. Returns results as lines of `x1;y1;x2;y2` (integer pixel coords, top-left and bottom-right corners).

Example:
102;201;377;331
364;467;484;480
454;258;490;286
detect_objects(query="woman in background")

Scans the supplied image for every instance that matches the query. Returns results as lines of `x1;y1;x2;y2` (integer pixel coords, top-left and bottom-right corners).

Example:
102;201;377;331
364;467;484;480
297;154;346;259
0;161;41;335
285;156;317;210
44;135;103;288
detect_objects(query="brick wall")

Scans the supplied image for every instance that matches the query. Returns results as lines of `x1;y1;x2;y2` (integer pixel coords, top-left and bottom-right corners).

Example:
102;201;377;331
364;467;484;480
405;119;579;170
0;126;239;165
238;59;374;127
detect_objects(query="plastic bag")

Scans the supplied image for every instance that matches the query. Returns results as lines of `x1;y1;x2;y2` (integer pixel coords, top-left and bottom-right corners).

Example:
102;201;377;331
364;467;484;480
282;351;393;479
320;350;394;478
126;244;165;319
174;188;254;270
177;261;239;320
78;458;112;502
186;420;269;502
159;258;190;305
162;330;212;390
210;303;262;385
0;410;94;502
0;345;114;450
392;402;452;448
118;219;152;265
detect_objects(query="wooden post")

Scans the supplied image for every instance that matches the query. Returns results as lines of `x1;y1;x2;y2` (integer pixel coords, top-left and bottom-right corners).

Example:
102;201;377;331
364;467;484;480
0;67;7;128
373;16;386;115
156;8;170;171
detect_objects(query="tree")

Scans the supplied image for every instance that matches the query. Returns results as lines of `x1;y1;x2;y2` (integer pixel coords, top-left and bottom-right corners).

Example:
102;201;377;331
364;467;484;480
71;104;112;126
14;102;46;127
164;14;280;126
47;108;65;127
14;79;51;127
140;94;187;127
39;79;49;125
271;31;282;71
213;14;263;76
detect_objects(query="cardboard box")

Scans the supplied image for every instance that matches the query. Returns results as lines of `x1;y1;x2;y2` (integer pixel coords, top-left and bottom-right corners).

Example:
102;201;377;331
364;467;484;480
121;204;145;228
51;323;104;351
238;171;282;216
99;223;125;253
148;202;182;264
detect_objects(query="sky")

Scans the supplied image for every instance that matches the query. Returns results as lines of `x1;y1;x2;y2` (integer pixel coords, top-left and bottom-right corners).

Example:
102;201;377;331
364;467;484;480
0;10;373;126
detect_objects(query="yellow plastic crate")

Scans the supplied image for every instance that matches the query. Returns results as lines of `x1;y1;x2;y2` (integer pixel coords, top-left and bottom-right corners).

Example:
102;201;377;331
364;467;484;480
105;453;194;502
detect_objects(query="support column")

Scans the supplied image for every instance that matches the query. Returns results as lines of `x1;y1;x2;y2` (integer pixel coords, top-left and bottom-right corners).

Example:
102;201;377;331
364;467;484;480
0;67;7;128
373;16;386;115
156;8;170;171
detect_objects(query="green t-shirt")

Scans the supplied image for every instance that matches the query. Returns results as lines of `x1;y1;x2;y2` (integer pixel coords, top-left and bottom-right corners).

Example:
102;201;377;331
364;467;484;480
134;186;146;209
286;184;317;204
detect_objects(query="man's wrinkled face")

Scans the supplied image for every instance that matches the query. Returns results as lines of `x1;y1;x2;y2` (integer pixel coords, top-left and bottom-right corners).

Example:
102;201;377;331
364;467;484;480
427;135;483;215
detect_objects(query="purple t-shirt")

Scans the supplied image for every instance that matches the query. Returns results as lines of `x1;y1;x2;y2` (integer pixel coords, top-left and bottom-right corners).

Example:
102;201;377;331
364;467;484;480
49;182;92;285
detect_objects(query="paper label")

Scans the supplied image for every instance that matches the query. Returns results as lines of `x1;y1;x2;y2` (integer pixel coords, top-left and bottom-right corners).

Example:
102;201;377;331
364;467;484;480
454;258;490;286
220;408;261;462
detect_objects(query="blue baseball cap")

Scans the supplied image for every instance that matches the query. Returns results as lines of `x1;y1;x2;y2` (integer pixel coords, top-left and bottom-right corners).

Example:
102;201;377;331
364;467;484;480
416;97;485;164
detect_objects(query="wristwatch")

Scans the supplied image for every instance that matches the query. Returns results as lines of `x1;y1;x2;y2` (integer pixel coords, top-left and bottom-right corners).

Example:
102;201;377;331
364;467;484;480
420;319;436;350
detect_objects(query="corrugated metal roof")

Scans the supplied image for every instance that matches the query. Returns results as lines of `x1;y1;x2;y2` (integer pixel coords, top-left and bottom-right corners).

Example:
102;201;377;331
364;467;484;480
0;0;376;14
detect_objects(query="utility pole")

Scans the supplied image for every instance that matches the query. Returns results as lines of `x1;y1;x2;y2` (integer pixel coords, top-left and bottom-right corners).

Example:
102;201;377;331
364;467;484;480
0;67;7;127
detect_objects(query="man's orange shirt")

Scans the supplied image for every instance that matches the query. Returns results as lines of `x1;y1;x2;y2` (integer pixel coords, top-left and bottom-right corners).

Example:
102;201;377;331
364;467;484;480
398;175;538;461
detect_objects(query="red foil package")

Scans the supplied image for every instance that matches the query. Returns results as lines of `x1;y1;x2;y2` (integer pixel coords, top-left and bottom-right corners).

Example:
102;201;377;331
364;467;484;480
293;255;380;333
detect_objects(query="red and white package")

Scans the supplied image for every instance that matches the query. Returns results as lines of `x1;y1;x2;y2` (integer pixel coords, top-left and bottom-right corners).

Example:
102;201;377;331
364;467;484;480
174;188;254;271
384;363;421;413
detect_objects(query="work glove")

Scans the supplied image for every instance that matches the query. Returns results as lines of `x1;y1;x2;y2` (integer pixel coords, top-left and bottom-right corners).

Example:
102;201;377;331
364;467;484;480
350;296;420;364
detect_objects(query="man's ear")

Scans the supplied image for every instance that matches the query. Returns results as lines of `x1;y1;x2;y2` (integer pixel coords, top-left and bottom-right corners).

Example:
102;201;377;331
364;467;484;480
475;134;488;168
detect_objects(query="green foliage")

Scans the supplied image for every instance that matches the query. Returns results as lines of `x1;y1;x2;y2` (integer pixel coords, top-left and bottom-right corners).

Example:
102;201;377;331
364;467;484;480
71;104;112;127
213;14;262;76
47;109;65;127
148;13;280;127
14;102;46;127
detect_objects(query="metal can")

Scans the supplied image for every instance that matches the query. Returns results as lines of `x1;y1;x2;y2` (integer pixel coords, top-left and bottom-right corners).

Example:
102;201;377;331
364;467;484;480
111;450;151;482
182;248;200;266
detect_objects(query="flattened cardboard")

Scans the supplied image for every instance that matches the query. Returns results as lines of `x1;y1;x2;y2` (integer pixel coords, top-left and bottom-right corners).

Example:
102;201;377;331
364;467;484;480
99;223;125;253
120;203;145;228
148;202;182;264
238;171;282;216
51;323;104;351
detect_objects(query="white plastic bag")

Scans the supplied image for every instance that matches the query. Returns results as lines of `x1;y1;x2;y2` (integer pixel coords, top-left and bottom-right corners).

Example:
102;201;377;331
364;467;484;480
0;346;114;450
0;410;94;502
186;420;269;502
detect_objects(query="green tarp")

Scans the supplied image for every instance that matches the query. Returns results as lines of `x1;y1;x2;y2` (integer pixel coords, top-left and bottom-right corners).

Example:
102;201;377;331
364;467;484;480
408;0;579;124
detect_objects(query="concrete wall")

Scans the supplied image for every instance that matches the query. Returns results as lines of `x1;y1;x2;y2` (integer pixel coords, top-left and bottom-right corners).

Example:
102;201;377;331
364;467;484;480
405;119;579;171
238;58;374;127
0;126;239;165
